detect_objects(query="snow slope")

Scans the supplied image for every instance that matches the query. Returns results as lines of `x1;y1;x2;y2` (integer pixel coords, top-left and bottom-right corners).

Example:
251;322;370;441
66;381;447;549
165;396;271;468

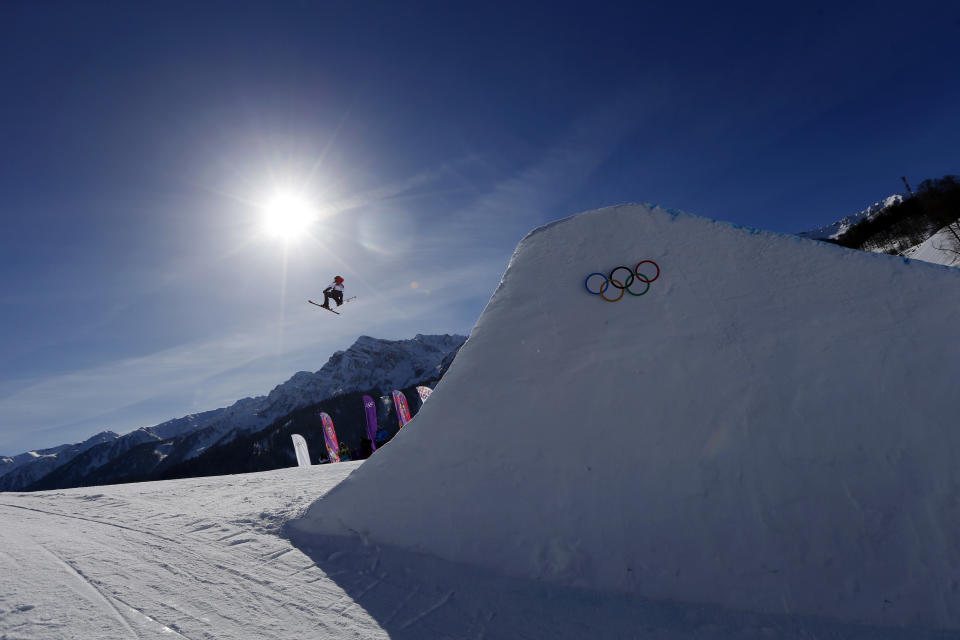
2;466;955;639
904;223;960;266
292;204;960;630
0;466;364;639
800;195;960;268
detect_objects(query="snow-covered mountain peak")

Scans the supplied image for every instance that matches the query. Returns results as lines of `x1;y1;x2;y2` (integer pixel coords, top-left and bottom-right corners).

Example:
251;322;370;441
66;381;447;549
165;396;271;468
351;334;384;349
87;430;120;442
799;193;903;240
229;334;465;453
0;429;121;488
799;193;960;267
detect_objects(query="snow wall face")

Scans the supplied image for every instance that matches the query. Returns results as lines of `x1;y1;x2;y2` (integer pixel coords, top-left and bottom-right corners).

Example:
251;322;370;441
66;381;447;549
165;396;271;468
291;204;960;629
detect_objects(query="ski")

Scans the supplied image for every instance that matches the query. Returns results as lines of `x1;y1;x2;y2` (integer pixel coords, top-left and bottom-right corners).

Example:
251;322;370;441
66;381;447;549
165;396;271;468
309;300;340;314
308;297;356;315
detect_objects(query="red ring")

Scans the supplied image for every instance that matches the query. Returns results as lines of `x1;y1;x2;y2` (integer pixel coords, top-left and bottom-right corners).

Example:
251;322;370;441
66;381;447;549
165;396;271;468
634;260;660;283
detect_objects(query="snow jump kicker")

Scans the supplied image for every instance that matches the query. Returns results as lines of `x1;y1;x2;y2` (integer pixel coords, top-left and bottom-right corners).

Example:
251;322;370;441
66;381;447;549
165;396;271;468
584;260;660;302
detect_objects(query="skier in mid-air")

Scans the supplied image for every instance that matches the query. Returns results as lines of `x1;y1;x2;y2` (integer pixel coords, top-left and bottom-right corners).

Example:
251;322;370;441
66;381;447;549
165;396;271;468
320;276;345;309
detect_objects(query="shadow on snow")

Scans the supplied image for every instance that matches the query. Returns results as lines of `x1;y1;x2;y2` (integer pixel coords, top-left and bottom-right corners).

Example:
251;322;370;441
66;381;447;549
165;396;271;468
284;529;954;640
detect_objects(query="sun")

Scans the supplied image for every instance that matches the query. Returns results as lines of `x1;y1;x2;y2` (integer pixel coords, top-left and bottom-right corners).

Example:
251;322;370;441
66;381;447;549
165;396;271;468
261;192;315;241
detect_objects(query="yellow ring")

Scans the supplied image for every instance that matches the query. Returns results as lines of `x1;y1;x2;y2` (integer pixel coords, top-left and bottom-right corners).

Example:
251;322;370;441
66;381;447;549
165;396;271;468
600;278;626;302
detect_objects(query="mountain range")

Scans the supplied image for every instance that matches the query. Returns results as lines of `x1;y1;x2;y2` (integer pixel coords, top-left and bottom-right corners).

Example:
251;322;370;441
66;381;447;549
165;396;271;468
0;334;465;492
797;194;904;241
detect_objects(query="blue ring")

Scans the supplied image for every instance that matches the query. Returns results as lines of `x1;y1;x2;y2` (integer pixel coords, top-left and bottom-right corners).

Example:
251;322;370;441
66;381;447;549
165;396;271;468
584;272;608;295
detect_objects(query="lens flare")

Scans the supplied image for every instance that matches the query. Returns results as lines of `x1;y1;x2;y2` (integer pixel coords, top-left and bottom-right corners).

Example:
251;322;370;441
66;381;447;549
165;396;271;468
262;193;315;241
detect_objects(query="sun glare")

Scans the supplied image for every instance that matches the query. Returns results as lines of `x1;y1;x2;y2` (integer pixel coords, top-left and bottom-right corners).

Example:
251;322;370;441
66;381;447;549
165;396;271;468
262;193;315;241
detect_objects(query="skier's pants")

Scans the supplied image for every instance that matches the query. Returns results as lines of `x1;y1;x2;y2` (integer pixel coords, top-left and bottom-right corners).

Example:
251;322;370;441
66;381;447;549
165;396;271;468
323;288;343;307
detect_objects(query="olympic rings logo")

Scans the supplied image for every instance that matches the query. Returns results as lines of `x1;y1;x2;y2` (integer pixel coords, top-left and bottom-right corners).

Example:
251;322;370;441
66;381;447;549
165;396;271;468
584;260;660;302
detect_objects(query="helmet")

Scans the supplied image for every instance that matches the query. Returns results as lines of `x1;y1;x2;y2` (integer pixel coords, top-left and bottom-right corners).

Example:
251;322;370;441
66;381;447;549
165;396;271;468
334;276;344;283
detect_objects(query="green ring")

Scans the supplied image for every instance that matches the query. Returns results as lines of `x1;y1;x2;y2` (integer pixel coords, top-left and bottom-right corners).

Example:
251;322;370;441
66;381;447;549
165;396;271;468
625;272;650;296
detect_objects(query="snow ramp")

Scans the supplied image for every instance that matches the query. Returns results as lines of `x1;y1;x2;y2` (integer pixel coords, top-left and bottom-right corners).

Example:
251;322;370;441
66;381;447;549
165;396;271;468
290;204;960;629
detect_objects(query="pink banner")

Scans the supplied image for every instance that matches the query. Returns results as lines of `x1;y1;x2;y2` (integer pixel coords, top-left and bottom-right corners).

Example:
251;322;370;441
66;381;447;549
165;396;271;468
320;412;341;462
392;390;412;428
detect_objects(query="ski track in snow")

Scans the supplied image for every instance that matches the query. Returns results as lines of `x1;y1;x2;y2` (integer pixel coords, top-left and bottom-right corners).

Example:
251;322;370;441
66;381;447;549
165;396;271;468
2;463;957;639
0;465;378;640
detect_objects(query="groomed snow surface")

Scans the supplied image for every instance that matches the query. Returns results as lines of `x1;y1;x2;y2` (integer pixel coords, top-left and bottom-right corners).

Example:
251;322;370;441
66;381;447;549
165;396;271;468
4;204;960;638
1;465;955;639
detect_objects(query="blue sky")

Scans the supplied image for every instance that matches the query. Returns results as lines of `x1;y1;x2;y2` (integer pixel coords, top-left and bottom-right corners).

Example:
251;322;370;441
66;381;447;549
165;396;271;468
1;1;958;454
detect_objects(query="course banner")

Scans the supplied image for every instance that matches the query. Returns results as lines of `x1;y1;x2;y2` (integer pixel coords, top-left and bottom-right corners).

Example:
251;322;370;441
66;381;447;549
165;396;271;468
320;412;341;462
393;390;413;428
363;395;379;452
291;434;312;467
416;386;433;404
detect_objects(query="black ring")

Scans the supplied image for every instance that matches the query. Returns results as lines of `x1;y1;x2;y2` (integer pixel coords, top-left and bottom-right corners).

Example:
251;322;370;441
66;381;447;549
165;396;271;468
608;266;635;290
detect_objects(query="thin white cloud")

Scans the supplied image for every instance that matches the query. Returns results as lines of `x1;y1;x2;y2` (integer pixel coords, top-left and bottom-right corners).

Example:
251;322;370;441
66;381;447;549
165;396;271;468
443;97;652;235
326;159;476;216
0;327;306;435
0;252;495;453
